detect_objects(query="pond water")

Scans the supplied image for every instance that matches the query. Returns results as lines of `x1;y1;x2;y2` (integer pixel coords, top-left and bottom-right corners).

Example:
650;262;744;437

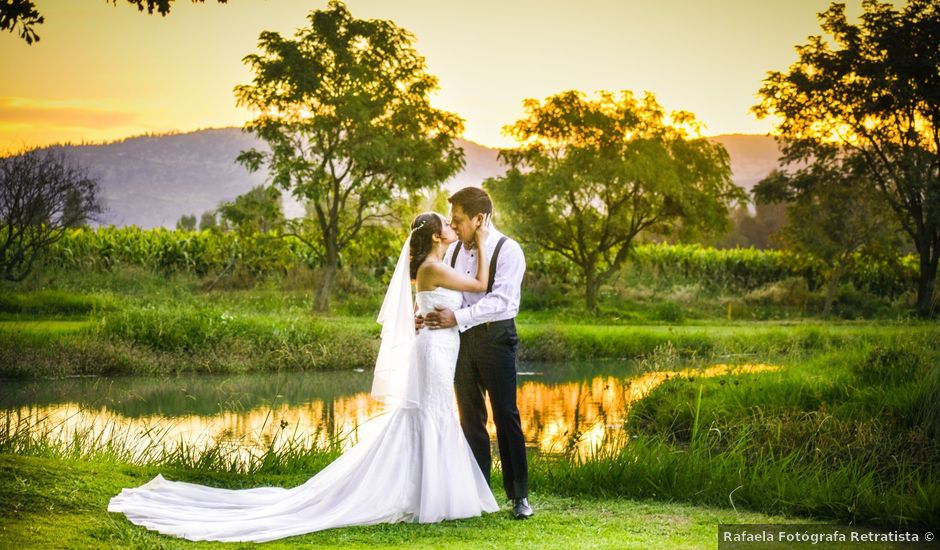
1;361;779;467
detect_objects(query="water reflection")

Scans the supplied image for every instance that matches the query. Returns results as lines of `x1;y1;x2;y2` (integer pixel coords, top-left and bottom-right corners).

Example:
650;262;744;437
2;362;779;466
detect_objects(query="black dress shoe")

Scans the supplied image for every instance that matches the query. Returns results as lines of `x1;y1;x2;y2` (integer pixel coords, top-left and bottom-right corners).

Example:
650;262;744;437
511;497;533;519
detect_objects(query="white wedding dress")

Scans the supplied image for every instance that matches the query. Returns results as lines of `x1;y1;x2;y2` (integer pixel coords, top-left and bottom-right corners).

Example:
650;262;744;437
108;287;499;543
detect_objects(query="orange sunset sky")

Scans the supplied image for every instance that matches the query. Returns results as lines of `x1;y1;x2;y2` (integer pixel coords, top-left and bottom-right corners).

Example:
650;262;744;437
0;0;876;152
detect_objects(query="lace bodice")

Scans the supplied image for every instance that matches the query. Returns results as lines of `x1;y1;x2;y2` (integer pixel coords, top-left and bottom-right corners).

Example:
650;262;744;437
411;287;462;415
415;287;463;316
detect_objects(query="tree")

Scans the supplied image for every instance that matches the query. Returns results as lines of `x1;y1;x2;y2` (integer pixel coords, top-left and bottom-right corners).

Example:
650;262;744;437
235;1;464;311
198;210;217;231
0;147;103;281
754;0;940;315
485;90;745;310
755;159;902;316
176;213;197;231
1;0;227;45
217;185;285;235
715;202;788;249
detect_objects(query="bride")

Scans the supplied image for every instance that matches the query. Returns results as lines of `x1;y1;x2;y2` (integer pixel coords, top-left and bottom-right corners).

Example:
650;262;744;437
108;212;500;542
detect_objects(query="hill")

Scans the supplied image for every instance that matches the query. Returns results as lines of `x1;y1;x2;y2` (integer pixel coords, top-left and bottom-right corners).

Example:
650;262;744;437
46;128;781;228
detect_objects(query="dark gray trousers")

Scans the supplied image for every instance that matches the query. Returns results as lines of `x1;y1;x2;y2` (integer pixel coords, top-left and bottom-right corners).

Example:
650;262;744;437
454;318;528;500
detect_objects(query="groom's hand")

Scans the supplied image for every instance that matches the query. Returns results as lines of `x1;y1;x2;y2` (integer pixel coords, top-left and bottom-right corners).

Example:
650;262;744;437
424;307;456;330
414;314;425;333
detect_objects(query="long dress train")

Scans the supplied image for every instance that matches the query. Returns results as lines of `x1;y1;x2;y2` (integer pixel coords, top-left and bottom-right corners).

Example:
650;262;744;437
107;288;498;542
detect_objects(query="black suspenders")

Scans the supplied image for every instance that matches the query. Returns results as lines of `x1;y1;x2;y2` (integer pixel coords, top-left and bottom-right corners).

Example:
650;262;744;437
449;237;508;294
450;242;461;268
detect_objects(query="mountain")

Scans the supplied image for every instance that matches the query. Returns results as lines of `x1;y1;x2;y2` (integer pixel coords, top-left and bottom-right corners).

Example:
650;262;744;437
47;128;782;229
708;134;784;191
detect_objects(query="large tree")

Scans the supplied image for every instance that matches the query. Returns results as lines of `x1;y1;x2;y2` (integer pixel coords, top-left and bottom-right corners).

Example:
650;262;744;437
235;1;464;311
0;147;103;281
486;90;744;310
754;0;940;315
1;0;227;45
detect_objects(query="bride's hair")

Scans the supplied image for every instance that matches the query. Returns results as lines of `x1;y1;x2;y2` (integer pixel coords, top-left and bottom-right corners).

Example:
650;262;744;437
409;212;444;280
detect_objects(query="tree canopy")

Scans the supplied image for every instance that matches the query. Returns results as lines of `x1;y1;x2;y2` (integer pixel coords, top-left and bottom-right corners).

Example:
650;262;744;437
0;147;103;281
486;90;744;310
234;1;464;311
754;0;940;315
756;158;902;316
217;185;285;235
1;0;227;45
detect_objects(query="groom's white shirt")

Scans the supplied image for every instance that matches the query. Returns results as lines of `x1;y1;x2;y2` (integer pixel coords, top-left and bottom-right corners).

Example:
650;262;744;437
445;227;525;333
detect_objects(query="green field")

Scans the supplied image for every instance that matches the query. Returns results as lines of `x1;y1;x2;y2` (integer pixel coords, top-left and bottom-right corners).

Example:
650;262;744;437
1;259;937;547
1;454;823;550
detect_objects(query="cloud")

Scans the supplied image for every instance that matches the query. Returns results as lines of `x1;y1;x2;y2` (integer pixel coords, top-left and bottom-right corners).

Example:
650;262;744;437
0;97;140;129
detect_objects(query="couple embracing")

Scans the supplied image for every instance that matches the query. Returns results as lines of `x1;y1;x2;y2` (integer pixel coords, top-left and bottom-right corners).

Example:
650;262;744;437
108;187;533;543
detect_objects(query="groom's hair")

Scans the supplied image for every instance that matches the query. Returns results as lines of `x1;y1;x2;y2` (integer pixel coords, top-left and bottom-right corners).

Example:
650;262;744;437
448;187;493;217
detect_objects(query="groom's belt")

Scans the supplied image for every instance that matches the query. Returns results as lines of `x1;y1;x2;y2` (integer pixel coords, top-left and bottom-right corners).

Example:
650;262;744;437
461;318;515;336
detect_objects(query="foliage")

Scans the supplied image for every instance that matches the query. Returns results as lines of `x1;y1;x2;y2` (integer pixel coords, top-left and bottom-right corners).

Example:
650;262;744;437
44;226;301;278
198;210;218;231
176;213;197;231
714;202;787;250
0;147;103;281
216;184;285;235
755;158;904;315
35;227;920;305
1;0;227;45
0;0;42;44
754;0;940;315
487;90;745;309
234;1;464;311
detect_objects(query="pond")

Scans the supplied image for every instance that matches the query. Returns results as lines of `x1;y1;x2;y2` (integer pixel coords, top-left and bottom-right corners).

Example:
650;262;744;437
1;361;779;468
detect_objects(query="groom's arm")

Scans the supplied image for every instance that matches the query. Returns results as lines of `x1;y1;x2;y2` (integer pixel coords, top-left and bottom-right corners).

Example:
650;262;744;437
453;241;525;332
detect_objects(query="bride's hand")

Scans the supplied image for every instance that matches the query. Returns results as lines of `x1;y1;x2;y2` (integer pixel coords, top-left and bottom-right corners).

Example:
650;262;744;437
475;213;491;244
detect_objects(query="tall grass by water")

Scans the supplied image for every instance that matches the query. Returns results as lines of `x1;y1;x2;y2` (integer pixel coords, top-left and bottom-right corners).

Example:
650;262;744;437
3;331;937;528
532;333;940;528
3;300;930;378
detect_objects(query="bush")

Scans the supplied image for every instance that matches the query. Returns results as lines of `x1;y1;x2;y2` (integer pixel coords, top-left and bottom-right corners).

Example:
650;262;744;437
651;301;684;322
743;277;818;308
831;283;891;319
853;341;929;387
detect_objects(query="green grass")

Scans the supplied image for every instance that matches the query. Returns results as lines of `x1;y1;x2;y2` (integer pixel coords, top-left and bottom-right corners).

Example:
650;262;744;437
3;316;932;379
0;453;823;549
2;262;938;543
0;289;117;315
516;321;932;361
3;331;937;530
604;333;940;528
2;276;933;378
0;319;94;334
0;261;927;379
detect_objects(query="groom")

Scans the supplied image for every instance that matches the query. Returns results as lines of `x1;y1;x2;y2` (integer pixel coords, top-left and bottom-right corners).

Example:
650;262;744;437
421;187;533;520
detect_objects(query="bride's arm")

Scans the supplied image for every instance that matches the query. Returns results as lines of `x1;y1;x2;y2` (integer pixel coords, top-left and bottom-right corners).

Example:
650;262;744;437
429;215;490;292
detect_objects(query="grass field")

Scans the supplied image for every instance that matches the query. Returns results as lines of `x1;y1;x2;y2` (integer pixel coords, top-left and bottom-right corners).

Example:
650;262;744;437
2;262;937;547
0;453;837;549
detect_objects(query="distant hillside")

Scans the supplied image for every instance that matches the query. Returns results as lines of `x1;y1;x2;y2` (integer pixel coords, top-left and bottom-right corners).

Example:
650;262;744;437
47;128;781;229
708;134;783;191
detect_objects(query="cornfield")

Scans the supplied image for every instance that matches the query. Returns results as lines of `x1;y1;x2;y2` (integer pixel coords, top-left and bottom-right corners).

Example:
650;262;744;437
44;227;918;297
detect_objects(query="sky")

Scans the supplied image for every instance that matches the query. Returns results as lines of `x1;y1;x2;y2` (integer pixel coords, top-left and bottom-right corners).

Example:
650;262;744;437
0;0;874;152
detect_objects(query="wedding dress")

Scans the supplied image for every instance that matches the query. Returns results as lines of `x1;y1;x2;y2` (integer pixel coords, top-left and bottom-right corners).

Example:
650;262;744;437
108;287;499;542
